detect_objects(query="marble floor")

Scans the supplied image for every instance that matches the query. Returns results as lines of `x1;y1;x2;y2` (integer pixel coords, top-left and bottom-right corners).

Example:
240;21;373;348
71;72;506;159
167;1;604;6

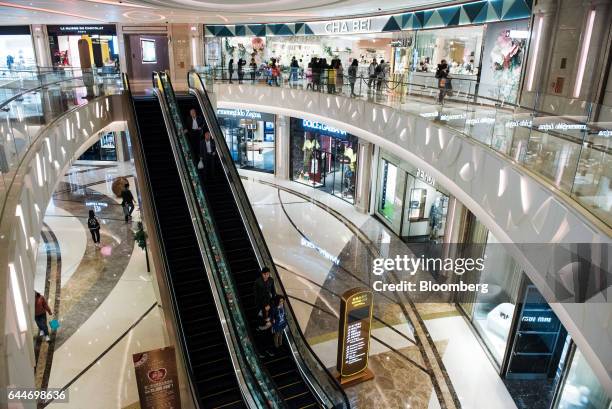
33;160;168;409
33;160;516;409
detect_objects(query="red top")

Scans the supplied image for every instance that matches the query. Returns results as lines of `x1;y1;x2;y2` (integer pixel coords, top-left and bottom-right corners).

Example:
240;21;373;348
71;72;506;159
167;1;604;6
35;295;52;316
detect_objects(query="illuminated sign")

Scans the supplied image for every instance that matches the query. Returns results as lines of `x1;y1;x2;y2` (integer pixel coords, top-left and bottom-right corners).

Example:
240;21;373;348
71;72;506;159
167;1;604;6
217;108;262;120
415;168;435;186
302;119;347;136
337;288;374;382
47;25;117;35
307;16;388;35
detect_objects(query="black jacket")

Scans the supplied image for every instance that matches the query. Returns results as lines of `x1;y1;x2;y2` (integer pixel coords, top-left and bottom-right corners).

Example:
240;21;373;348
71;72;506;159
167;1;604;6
199;138;216;159
186;114;205;132
121;189;134;206
253;276;276;311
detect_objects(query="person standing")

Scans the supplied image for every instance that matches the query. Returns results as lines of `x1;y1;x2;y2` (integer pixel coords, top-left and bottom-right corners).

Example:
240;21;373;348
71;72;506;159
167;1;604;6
367;58;377;89
228;58;234;83
249;57;257;83
184;108;205;160
199;131;217;178
435;60;450;104
35;292;53;342
336;61;344;94
87;210;101;247
290;56;299;84
305;61;313;90
255;302;274;357
348;59;359;97
271;295;288;350
121;183;135;223
311;57;320;91
270;61;280;86
253;267;276;314
237;58;246;84
376;59;386;92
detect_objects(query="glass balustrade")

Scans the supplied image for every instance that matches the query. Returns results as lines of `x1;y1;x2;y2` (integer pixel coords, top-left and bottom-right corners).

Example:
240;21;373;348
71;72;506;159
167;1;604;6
196;66;612;228
0;70;123;212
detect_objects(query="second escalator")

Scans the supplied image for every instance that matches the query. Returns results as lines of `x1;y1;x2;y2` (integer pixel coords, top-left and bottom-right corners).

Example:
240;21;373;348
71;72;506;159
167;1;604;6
176;94;319;409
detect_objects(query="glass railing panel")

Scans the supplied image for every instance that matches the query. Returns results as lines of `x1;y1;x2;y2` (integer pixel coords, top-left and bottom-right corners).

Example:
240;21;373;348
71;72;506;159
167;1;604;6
571;105;612;225
188;70;350;409
0;73;123;214
155;72;281;408
198;68;611;229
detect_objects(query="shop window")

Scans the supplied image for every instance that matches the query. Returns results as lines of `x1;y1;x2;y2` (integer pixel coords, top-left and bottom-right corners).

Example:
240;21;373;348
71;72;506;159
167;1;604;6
141;39;157;64
555;348;611;409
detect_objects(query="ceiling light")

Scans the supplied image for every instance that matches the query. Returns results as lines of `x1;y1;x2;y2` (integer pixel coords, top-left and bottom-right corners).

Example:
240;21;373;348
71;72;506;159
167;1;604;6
0;1;106;21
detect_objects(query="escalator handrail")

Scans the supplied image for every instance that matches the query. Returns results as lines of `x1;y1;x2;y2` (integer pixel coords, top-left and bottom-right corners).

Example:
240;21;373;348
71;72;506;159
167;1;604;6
188;70;351;409
153;71;283;409
120;73;202;407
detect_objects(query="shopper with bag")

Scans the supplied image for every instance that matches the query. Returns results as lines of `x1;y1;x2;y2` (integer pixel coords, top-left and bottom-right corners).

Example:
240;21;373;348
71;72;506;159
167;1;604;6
35;291;53;342
199;131;216;178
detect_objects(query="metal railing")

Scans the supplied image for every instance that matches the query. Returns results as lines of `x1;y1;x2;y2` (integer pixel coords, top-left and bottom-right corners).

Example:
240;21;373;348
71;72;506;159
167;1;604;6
189;70;351;408
198;66;612;230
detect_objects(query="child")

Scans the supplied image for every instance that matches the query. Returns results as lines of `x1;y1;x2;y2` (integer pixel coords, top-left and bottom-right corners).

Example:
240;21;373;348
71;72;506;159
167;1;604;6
271;295;288;349
87;210;101;247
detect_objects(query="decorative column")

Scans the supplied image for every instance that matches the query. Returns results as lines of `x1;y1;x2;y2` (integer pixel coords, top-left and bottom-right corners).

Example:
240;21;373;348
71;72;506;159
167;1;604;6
31;24;51;68
354;141;373;214
275;114;291;179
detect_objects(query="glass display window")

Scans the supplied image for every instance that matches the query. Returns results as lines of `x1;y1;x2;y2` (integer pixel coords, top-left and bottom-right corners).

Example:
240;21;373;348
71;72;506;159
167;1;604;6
0;34;35;69
554;348;611;409
413;25;484;75
290;117;358;203
217;109;275;173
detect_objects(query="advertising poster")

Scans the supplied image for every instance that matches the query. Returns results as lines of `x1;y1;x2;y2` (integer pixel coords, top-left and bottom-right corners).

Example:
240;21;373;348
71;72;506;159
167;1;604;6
133;347;182;409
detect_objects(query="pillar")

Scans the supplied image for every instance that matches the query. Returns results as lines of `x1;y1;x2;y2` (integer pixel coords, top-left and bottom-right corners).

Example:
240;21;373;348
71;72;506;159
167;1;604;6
354;141;373;213
31;24;51;68
275;115;290;179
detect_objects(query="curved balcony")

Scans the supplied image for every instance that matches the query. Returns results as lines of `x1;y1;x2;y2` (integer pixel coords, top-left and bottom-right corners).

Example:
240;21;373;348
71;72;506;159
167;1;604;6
204;70;612;391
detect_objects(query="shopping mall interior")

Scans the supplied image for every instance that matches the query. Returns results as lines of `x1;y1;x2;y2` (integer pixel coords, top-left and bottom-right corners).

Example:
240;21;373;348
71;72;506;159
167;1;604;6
0;0;610;408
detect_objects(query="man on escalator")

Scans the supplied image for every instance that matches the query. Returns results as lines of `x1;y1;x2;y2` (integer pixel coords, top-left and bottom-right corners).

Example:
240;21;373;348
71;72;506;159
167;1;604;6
184;108;205;161
253;267;276;317
199;131;216;178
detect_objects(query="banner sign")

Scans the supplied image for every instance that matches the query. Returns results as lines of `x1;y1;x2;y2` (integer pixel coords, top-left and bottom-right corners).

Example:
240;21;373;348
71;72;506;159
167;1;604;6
133;347;182;409
47;25;117;35
337;288;373;378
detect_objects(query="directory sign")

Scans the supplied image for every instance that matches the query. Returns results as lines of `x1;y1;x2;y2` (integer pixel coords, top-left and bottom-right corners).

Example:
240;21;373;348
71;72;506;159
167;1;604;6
133;346;182;409
337;288;373;377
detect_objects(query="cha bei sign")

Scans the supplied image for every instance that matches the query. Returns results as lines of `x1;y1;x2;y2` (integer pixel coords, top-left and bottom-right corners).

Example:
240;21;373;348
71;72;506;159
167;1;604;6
308;16;388;35
302;119;347;137
336;288;374;386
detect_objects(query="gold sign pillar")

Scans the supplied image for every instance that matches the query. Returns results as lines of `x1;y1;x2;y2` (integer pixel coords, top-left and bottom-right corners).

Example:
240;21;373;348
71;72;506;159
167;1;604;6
336;288;375;387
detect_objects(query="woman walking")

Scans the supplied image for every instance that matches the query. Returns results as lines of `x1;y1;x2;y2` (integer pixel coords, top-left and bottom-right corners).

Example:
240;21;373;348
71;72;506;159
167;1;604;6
348;59;359;97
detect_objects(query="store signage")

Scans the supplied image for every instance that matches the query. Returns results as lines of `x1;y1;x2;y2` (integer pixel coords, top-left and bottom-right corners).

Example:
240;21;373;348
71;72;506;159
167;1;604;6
302;119;347;136
133;347;181;409
47;24;117;35
598;130;612;137
416;168;435;186
337;288;374;381
217;108;262;120
308;16;388;36
537;122;587;131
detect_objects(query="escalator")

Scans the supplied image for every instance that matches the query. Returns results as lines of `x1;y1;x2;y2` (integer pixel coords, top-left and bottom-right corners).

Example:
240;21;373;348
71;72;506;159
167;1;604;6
131;95;247;409
175;94;320;409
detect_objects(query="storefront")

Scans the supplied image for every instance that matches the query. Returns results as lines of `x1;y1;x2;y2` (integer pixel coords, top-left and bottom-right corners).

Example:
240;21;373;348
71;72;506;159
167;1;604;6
47;25;119;71
0;26;36;70
375;150;449;242
204;0;532;104
78;132;119;161
456;213;611;409
290;117;358;203
217;108;275;173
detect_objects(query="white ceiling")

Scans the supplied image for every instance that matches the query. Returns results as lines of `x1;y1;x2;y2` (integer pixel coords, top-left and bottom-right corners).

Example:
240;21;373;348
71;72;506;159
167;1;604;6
0;0;454;25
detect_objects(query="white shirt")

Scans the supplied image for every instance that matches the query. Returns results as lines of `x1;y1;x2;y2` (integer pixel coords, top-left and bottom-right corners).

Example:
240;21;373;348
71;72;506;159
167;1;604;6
205;140;212;154
192;117;199;130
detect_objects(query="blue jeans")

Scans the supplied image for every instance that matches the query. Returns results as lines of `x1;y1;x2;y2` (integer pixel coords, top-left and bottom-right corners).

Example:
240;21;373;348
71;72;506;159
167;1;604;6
35;314;49;336
291;67;298;82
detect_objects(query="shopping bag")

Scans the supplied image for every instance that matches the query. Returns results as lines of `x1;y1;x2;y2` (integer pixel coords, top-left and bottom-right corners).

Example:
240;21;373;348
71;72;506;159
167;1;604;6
49;319;60;331
197;159;204;170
